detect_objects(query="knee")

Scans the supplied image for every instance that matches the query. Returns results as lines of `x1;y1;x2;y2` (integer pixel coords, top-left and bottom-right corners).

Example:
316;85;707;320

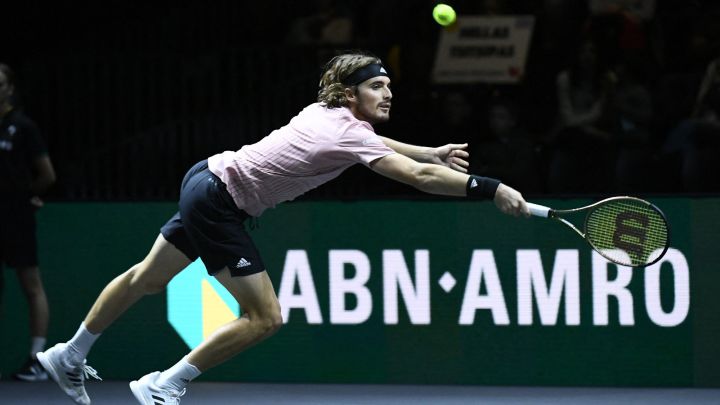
127;263;167;295
268;310;283;334
254;308;283;337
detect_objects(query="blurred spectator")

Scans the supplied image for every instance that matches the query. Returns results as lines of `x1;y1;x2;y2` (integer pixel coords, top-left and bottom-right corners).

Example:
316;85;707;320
473;97;542;193
546;39;617;193
587;0;655;55
610;55;656;192
0;62;56;381
535;0;588;61
286;0;354;46
524;1;588;138
440;90;476;136
662;55;720;191
653;1;720;74
480;0;513;15
428;89;484;145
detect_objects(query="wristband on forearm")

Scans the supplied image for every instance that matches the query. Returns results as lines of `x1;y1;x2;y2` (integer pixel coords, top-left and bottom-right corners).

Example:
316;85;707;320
466;175;501;199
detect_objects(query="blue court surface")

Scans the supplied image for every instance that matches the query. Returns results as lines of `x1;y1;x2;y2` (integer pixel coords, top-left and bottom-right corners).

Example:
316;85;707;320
1;380;718;404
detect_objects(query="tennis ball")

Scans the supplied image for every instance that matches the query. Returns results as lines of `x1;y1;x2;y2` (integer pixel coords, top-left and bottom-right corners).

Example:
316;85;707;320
433;4;456;27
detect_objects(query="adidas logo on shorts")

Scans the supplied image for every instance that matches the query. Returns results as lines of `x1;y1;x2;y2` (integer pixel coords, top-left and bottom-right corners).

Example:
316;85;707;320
235;258;252;268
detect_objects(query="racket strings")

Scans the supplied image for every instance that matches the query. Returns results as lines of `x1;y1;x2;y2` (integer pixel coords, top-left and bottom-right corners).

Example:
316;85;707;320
584;199;669;267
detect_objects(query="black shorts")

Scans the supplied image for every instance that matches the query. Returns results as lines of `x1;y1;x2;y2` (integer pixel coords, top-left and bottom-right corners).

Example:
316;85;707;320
0;196;38;269
160;160;265;277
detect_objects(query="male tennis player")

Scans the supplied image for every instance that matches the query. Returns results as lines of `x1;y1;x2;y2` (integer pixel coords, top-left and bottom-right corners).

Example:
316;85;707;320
38;51;530;405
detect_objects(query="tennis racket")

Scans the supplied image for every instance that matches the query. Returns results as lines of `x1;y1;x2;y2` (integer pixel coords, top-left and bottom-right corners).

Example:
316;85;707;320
526;196;670;267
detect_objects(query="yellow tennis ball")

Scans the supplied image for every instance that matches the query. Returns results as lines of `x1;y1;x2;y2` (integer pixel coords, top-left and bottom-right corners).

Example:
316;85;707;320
433;4;456;26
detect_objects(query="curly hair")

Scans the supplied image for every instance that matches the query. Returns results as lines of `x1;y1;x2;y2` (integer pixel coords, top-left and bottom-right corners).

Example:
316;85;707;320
317;52;383;108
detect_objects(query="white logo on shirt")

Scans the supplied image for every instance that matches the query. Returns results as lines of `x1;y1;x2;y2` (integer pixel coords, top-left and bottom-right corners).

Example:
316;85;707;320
362;137;381;146
470;178;478;188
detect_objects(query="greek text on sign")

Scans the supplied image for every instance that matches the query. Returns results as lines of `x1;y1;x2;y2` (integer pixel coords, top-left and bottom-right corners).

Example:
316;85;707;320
433;15;535;84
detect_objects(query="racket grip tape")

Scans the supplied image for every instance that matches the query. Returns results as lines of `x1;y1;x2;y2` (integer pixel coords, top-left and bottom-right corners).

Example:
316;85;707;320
527;203;552;218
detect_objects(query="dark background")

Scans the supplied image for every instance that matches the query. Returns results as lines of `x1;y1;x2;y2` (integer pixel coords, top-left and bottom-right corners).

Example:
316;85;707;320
4;0;720;201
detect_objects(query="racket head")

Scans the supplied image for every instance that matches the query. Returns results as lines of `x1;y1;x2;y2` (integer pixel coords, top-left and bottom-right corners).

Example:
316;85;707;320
582;197;670;267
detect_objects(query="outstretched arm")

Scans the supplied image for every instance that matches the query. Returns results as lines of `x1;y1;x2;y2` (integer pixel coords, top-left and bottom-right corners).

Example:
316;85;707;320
379;136;469;173
370;153;529;217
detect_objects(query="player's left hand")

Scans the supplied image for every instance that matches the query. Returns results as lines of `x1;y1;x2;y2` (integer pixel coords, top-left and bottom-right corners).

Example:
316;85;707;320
30;196;44;209
432;143;469;173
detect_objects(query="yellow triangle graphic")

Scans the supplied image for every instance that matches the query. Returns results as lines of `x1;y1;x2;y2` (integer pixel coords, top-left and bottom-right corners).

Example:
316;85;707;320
201;279;237;339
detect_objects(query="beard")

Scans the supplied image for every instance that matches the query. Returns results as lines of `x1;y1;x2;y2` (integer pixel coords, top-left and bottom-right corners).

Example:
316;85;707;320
357;101;390;124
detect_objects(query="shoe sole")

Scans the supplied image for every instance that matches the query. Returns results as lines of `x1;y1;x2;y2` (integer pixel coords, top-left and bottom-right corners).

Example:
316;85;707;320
14;373;49;382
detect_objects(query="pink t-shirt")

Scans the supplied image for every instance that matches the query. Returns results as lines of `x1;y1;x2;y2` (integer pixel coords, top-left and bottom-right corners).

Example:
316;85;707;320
208;103;395;216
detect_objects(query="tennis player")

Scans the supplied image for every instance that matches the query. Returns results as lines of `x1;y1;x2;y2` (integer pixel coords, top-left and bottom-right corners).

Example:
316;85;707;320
38;51;530;405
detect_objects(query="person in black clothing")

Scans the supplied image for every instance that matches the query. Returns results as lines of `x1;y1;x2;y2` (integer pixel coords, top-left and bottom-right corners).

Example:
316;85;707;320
0;63;56;381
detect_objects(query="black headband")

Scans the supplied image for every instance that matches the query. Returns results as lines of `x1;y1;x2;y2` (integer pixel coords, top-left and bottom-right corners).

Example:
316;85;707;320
341;63;389;86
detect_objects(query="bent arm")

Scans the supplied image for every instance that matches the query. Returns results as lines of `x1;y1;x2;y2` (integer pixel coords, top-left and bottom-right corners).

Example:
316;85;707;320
31;155;56;195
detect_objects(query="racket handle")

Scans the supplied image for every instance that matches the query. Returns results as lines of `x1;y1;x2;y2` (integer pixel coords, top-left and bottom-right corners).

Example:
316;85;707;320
527;202;552;218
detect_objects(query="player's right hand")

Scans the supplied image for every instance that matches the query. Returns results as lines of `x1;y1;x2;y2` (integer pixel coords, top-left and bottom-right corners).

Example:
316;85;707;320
493;184;530;218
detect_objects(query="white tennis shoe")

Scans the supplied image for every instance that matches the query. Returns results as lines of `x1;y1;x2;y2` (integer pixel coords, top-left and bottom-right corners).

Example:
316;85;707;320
36;343;102;405
130;371;187;404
